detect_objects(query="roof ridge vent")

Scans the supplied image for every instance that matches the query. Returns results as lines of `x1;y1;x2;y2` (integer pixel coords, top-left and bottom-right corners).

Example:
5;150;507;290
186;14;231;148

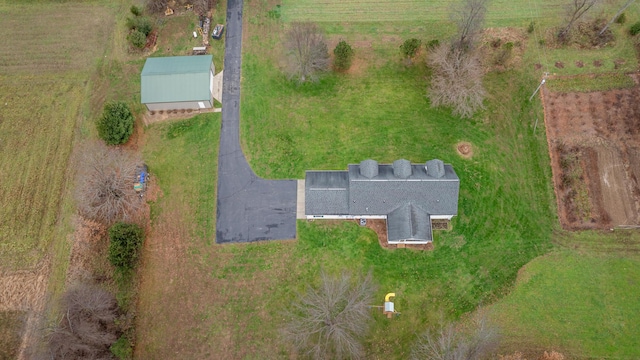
392;159;412;178
425;159;445;178
359;159;379;178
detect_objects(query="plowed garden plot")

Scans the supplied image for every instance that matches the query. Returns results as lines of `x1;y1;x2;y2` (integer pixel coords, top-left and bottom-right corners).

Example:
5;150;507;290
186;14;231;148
542;82;640;229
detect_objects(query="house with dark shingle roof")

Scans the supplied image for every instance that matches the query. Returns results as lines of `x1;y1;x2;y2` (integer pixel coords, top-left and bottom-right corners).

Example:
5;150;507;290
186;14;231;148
305;159;460;244
141;55;215;111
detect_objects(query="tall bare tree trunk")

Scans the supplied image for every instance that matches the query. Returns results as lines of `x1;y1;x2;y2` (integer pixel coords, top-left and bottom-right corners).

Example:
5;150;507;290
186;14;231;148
599;0;635;36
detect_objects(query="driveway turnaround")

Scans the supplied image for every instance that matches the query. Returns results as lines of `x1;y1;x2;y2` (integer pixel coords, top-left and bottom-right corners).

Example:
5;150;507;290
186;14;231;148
215;0;297;243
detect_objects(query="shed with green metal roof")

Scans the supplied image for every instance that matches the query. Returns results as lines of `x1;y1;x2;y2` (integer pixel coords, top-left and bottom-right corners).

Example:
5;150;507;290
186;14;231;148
141;55;215;111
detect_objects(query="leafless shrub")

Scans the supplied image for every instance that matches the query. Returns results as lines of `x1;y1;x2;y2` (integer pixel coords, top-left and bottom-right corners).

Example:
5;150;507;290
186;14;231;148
557;0;600;43
75;141;143;226
410;312;499;360
146;0;169;14
193;0;209;15
48;284;120;359
283;271;377;360
428;44;486;118
451;0;488;52
284;22;330;83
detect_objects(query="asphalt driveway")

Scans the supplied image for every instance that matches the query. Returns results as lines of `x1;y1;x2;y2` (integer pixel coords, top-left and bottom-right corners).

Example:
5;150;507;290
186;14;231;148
215;0;297;243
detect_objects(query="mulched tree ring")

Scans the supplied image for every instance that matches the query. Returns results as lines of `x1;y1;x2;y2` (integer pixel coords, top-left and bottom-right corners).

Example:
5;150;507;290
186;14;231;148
534;63;542;70
593;60;602;67
555;61;564;69
456;141;473;158
575;60;584;68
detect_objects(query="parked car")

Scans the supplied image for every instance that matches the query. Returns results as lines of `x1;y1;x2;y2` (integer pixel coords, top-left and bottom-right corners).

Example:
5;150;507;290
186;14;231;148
212;24;224;40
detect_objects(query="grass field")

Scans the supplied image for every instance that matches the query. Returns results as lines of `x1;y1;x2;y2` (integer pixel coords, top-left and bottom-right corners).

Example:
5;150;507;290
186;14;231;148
281;0;563;26
0;2;112;270
490;231;640;358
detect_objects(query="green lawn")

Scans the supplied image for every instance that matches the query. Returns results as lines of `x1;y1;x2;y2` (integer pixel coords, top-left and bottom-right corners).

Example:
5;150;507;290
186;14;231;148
489;231;640;357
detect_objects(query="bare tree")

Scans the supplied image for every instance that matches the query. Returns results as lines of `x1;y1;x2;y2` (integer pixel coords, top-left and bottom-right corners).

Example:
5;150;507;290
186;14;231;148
146;0;169;14
599;0;635;36
557;0;600;42
451;0;488;52
48;284;120;359
284;22;330;83
283;271;377;360
75;141;143;226
193;0;209;15
410;312;499;360
427;44;486;118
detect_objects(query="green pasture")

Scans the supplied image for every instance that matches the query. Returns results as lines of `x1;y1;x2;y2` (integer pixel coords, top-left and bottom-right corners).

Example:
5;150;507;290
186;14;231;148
490;230;640;358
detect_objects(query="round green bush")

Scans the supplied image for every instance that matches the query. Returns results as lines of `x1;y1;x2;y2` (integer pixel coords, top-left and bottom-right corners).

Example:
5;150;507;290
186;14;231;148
126;16;152;36
97;101;134;145
130;5;142;17
333;40;354;71
127;29;147;49
630;21;640;36
108;222;144;270
400;38;422;59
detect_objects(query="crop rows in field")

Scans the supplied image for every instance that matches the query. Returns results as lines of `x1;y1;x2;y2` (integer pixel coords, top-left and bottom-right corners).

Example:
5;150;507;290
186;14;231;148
0;75;85;268
281;0;562;26
0;3;111;74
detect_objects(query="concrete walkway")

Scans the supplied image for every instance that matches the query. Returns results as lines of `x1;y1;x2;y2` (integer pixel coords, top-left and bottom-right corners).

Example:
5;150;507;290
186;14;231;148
215;0;297;243
212;70;223;103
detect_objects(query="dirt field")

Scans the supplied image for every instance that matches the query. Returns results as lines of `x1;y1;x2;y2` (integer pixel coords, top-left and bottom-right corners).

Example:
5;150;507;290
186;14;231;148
542;76;640;229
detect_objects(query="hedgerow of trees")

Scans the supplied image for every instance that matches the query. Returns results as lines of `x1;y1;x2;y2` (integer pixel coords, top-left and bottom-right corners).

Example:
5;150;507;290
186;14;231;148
97;101;135;145
283;271;376;360
284;22;330;83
